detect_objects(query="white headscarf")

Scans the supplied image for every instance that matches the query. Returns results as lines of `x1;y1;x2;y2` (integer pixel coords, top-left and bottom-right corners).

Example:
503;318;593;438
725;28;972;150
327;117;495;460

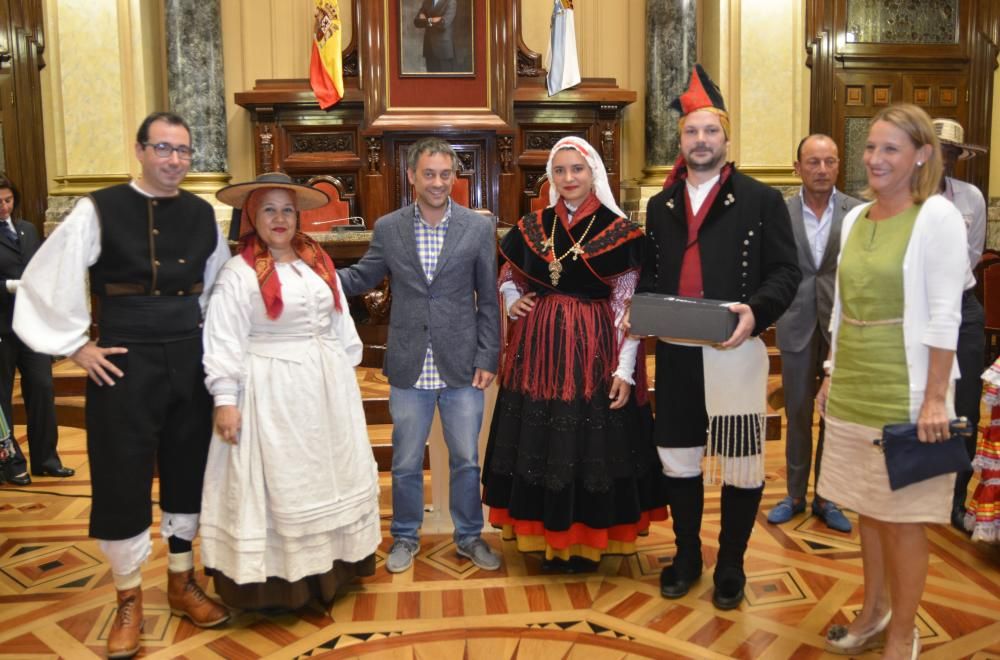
545;136;627;218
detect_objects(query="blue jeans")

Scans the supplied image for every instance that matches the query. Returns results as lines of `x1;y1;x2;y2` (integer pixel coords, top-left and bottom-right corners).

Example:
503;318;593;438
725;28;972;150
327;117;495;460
388;385;485;544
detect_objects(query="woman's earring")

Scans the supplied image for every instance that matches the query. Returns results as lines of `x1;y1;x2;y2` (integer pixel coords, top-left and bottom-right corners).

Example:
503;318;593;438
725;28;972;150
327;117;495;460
916;161;924;167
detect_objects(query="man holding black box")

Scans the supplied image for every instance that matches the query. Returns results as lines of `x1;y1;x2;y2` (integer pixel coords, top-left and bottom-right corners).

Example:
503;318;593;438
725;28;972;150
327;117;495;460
636;65;800;610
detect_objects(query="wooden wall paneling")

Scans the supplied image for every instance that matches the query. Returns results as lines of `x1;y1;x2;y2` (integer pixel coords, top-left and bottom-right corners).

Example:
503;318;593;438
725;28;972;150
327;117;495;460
490;0;514;126
236;1;635;223
809;0;1000;196
967;7;999;193
496;131;516;225
831;0;970;64
0;0;47;231
833;70;902;194
805;0;836;140
362;134;387;225
512;0;543;80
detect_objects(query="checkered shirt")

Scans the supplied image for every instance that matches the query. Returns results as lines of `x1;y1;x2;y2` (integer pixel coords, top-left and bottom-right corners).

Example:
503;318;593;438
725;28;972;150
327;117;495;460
412;200;451;390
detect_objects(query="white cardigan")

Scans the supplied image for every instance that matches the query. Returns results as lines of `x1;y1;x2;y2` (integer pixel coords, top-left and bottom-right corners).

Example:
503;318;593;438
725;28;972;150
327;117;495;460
829;194;968;422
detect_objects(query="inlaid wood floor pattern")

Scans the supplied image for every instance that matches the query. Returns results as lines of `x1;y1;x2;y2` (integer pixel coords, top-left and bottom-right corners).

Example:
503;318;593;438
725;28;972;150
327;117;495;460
1;421;998;659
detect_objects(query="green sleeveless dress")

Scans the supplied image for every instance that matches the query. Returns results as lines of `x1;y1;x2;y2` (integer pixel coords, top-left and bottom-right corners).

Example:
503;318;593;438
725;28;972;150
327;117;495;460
827;204;919;427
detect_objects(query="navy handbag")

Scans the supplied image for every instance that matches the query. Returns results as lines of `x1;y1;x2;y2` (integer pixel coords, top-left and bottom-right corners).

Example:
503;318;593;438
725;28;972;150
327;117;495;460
873;418;974;491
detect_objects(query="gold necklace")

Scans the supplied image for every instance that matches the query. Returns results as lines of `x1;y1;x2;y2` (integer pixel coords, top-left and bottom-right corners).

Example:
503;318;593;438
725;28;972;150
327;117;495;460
542;211;597;286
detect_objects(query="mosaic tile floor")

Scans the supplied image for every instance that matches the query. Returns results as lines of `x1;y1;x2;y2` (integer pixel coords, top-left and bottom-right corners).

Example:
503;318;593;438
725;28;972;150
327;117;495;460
1;377;998;658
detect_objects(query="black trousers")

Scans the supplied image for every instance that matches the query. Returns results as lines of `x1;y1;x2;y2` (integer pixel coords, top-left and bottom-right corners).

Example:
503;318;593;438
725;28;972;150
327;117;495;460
653;342;709;449
0;332;60;475
954;289;985;506
87;336;213;540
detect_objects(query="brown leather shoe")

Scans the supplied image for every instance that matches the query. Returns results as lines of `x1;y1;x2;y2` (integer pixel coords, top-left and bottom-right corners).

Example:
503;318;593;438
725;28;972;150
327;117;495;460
167;569;229;627
107;587;143;659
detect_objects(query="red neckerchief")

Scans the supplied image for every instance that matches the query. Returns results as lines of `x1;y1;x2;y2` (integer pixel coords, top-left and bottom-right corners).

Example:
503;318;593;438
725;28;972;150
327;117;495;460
553;193;602;238
675;163;733;297
237;189;342;320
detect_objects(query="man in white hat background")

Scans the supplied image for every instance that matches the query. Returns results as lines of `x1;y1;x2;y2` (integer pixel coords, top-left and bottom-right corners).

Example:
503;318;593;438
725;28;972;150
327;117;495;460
933;117;988;533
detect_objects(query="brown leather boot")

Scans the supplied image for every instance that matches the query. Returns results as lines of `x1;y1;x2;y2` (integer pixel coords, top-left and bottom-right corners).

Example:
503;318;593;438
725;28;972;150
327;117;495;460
107;586;143;659
167;569;229;627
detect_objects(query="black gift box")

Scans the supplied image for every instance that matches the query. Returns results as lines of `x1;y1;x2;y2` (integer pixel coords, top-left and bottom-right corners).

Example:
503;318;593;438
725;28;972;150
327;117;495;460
630;293;738;343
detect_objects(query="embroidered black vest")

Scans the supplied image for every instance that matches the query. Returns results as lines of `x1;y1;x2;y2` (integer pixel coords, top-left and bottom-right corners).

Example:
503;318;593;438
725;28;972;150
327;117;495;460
89;184;218;341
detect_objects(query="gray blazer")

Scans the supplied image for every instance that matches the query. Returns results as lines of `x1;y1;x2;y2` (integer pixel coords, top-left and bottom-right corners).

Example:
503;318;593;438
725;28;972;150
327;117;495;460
337;202;500;388
775;189;863;353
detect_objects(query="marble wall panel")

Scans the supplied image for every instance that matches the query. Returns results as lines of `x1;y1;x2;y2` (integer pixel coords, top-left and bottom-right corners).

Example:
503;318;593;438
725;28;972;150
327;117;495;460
165;0;228;172
644;0;696;168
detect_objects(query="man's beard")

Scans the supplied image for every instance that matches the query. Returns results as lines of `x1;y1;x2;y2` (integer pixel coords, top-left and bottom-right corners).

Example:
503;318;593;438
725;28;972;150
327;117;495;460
684;145;726;172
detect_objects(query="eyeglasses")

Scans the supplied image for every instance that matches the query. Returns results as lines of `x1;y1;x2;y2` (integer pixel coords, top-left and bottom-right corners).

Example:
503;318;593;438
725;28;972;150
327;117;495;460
142;142;195;160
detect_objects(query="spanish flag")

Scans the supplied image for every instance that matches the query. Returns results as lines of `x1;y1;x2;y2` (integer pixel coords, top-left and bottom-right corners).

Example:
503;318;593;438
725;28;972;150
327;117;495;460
310;0;343;109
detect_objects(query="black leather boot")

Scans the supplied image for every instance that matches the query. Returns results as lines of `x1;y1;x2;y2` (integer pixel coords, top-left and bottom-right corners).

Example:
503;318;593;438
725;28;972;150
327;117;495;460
660;475;704;599
713;484;763;610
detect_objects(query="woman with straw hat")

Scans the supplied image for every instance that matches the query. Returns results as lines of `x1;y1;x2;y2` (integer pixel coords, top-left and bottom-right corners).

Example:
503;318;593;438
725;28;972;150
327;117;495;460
199;173;381;610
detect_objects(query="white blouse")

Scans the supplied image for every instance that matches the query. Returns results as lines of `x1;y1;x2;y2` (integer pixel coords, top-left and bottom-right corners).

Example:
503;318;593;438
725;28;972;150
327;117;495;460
12;183;230;356
203;256;362;407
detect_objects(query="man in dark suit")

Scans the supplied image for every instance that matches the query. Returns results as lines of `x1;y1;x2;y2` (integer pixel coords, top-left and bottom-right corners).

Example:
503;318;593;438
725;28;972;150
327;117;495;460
338;137;501;574
0;175;70;485
767;135;861;532
638;65;800;610
413;0;457;72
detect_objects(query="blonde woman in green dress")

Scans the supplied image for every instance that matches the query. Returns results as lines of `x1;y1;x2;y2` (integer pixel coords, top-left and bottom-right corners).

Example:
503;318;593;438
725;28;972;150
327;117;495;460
816;104;968;660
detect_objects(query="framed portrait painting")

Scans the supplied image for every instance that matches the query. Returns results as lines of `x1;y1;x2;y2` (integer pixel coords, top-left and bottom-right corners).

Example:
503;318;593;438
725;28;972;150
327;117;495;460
398;0;475;76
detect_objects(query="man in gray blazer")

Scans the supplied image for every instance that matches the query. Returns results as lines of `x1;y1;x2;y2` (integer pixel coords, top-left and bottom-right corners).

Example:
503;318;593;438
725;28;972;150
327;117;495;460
768;134;861;532
338;137;501;573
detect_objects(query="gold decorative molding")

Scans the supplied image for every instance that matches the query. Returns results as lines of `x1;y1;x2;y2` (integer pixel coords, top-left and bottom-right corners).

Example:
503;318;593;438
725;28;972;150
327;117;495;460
639;165;669;186
636;165;800;187
179;172;233;194
51;174;132;195
51;172;232;196
734;166;800;186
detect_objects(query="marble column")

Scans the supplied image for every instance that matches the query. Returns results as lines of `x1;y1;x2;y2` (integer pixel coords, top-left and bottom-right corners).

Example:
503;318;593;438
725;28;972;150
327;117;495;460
164;0;228;173
643;0;697;182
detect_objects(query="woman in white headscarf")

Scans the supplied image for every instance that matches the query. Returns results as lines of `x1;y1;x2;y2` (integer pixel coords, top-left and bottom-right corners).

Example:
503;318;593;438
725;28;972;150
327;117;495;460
481;137;667;571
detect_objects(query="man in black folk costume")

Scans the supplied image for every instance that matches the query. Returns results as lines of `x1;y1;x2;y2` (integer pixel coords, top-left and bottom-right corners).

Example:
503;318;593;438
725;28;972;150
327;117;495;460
13;112;231;658
638;66;800;609
482;136;668;571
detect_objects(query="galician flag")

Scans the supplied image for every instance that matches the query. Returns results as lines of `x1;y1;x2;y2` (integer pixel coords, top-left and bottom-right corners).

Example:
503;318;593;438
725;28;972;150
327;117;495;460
545;0;581;96
310;0;343;109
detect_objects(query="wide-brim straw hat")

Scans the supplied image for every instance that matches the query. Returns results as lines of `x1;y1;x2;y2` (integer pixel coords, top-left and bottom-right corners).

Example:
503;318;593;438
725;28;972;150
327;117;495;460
932;118;987;160
216;172;329;210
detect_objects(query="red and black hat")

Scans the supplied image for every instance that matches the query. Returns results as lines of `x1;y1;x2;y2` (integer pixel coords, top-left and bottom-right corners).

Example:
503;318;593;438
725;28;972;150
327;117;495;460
670;64;726;116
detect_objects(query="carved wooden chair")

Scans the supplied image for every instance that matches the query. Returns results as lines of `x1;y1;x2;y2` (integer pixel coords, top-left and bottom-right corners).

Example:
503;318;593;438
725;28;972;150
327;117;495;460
976;248;1000;365
529;174;550;213
300;175;357;231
